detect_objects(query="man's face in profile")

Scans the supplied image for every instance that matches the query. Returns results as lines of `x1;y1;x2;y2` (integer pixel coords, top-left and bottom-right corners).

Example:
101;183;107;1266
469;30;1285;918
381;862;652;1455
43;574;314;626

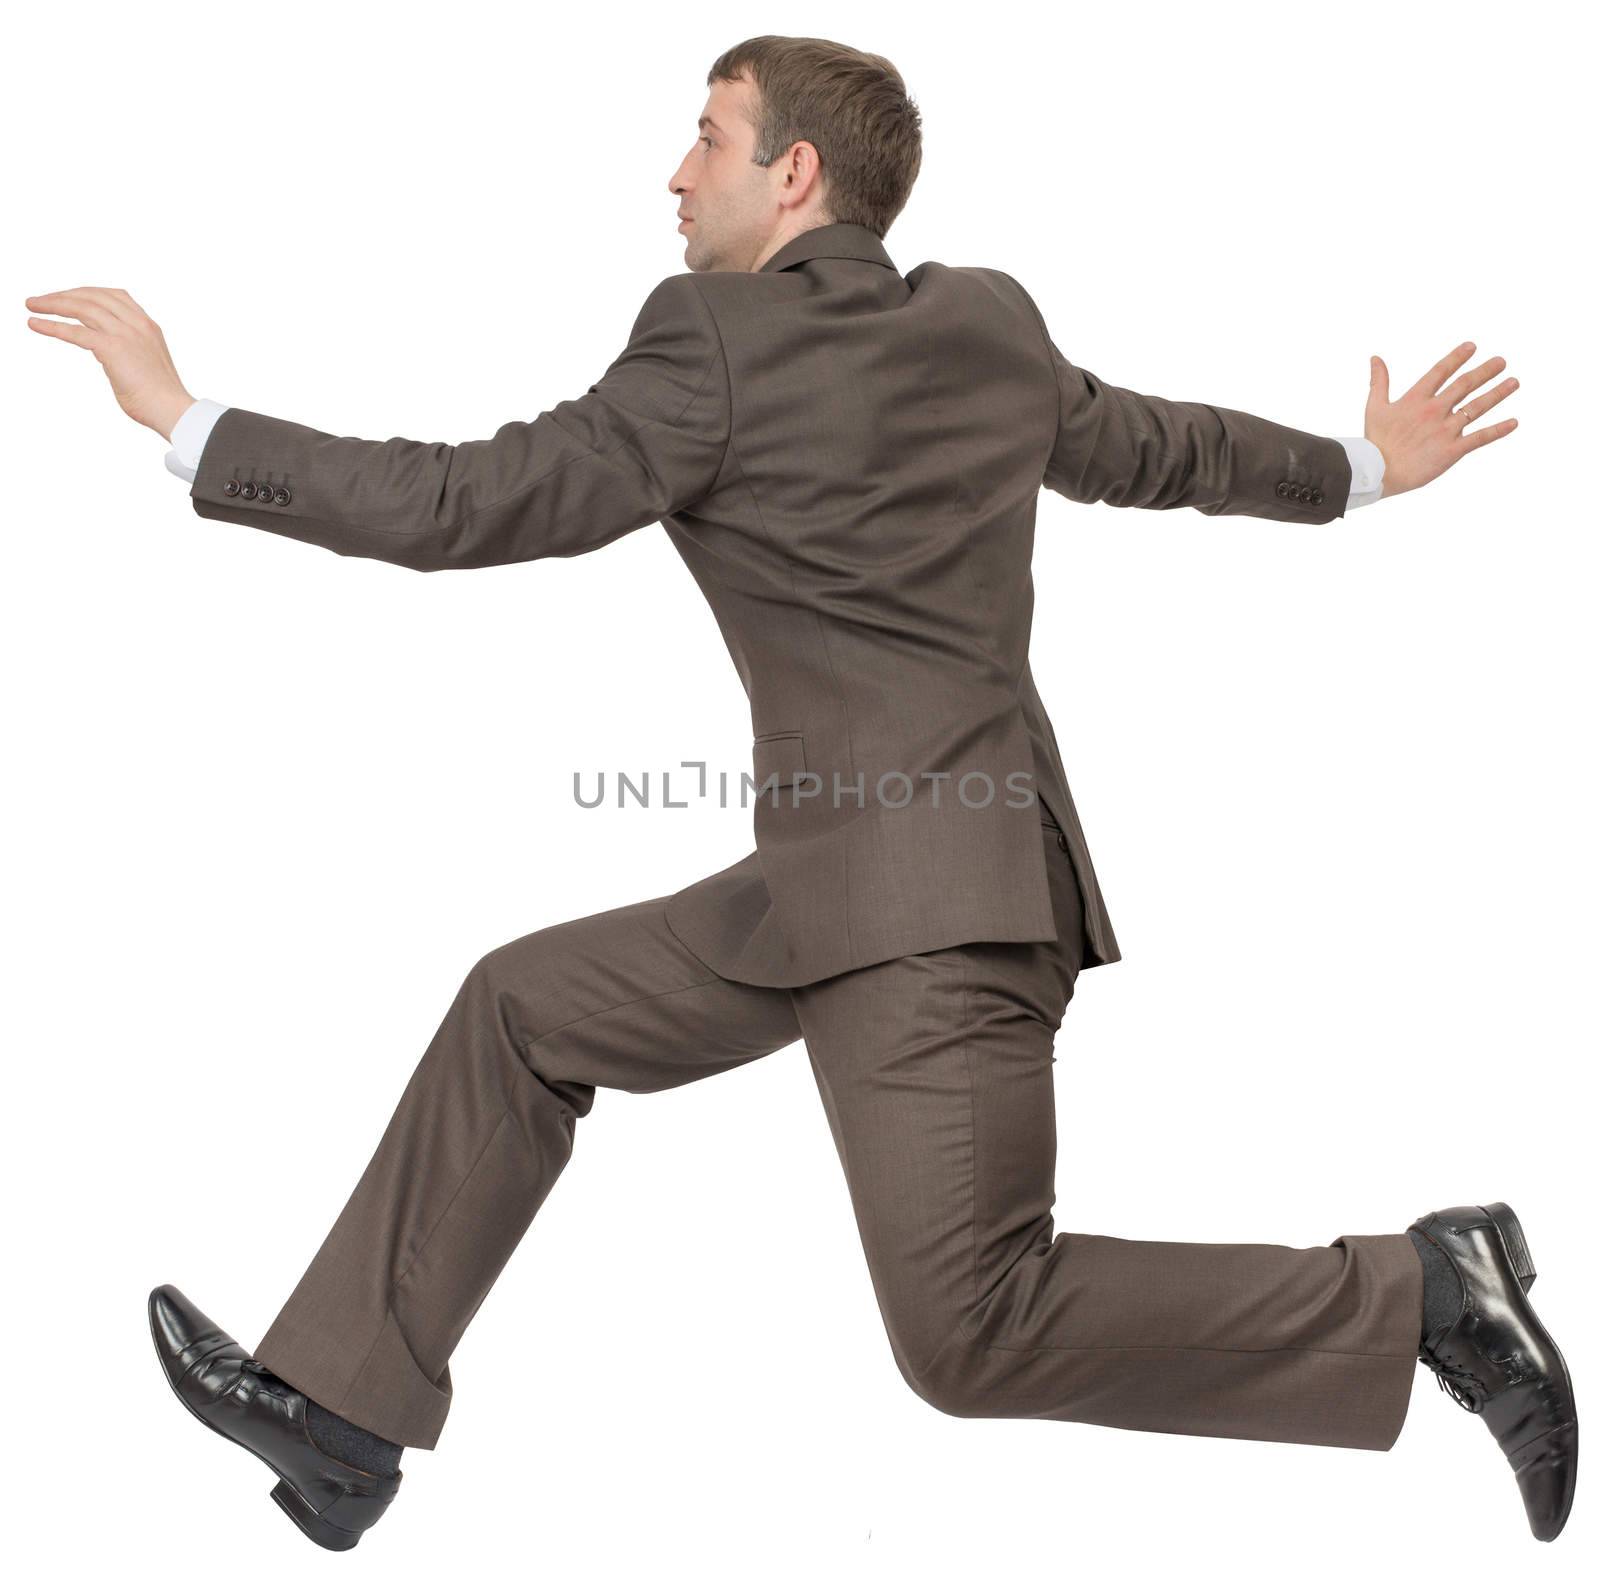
668;76;786;274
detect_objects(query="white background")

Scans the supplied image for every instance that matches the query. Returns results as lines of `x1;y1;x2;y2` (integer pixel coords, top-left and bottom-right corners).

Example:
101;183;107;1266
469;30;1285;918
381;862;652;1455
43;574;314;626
3;0;1593;1561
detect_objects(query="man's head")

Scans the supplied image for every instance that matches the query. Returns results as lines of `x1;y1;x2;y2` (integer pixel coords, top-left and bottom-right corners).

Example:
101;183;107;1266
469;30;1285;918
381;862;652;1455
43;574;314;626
669;35;922;274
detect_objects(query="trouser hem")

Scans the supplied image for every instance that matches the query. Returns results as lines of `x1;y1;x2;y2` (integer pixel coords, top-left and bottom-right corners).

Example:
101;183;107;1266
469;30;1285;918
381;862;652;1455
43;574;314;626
253;1302;451;1451
1338;1230;1424;1450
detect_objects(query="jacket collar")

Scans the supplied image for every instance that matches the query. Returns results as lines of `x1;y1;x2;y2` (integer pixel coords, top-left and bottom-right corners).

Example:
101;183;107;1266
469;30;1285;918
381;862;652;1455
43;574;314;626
756;221;898;275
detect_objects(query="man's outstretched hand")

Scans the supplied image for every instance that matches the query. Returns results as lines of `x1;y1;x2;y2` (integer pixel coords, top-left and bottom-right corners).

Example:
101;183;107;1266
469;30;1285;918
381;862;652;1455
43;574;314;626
20;291;1519;505
24;286;195;440
1365;341;1518;500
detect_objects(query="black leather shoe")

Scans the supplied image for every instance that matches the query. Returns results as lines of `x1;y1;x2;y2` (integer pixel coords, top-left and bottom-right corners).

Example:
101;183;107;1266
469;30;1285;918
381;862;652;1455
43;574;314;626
148;1284;402;1551
1409;1203;1578;1541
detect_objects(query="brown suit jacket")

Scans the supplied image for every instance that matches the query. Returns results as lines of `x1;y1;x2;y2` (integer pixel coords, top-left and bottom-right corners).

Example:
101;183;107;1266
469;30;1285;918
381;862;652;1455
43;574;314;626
187;221;1356;987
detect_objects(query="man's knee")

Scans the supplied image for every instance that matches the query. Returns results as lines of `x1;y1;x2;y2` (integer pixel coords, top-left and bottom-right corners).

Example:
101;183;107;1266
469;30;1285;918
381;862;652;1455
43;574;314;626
452;935;595;1113
458;928;570;1036
882;1313;1002;1420
892;1307;1074;1420
902;1356;994;1419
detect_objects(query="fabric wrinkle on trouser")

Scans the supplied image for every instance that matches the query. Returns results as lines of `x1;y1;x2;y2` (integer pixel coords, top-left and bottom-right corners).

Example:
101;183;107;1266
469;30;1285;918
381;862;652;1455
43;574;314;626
251;802;1423;1452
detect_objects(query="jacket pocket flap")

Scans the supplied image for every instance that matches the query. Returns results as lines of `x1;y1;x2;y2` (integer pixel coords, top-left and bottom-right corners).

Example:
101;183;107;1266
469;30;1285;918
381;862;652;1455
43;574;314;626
750;731;807;795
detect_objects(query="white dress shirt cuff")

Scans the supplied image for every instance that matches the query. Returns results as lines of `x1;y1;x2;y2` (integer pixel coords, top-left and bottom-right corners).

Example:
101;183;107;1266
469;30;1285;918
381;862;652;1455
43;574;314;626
164;397;231;485
1337;435;1385;509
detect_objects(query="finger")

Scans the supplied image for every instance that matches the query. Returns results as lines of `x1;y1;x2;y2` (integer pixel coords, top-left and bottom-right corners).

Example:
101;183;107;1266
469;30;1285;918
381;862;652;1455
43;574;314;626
1463;416;1517;452
1455;376;1519;430
1440;355;1508;409
25;317;95;349
24;287;137;328
1370;354;1390;402
1407;340;1476;400
23;290;118;330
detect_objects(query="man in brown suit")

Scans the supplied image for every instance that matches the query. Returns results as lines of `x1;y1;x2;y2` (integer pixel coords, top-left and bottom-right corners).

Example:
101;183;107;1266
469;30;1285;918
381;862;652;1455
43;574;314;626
27;32;1574;1552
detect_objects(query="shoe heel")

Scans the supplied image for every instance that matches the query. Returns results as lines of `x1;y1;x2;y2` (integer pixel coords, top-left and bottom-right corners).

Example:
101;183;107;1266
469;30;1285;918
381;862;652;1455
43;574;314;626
1484;1200;1537;1291
269;1478;362;1552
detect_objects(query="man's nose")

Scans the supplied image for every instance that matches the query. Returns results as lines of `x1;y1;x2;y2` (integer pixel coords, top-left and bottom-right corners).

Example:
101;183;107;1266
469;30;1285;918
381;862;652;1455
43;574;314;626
667;151;695;198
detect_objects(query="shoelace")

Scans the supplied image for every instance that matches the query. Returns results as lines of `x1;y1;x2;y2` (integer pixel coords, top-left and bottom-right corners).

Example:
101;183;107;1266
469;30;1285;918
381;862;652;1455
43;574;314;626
1419;1345;1488;1412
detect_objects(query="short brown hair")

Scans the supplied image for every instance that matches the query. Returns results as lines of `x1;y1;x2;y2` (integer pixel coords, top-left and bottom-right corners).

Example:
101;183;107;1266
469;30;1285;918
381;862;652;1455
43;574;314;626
706;35;922;238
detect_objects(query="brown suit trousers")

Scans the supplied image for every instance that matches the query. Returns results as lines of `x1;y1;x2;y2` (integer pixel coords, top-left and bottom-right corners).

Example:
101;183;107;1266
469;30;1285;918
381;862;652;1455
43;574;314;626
251;801;1424;1453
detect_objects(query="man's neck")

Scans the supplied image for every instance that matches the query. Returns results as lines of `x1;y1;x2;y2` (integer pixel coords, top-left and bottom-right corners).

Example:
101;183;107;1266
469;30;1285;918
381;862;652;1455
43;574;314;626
749;215;835;272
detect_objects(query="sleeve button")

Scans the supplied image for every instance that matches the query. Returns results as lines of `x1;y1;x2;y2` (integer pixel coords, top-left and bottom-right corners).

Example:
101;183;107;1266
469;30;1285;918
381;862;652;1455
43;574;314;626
273;487;292;506
223;479;241;497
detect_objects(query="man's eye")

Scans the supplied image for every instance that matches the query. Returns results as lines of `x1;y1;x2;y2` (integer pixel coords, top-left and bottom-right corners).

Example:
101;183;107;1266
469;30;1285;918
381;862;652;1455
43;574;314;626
700;136;713;149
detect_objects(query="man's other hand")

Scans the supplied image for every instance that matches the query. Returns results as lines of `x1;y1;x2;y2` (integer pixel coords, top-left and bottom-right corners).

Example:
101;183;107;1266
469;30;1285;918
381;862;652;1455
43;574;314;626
1365;341;1519;499
24;286;195;439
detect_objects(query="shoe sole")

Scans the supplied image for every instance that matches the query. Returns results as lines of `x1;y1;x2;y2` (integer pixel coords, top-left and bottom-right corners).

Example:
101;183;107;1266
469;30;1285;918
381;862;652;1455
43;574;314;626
1475;1203;1579;1540
146;1289;366;1551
